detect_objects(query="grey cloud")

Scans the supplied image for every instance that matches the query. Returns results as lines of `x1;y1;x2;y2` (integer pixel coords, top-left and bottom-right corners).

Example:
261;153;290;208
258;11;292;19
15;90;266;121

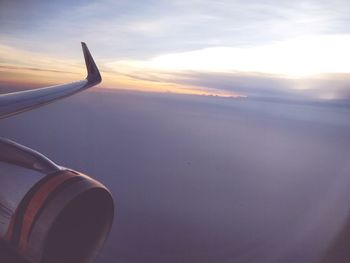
0;65;72;74
119;69;350;102
175;71;350;101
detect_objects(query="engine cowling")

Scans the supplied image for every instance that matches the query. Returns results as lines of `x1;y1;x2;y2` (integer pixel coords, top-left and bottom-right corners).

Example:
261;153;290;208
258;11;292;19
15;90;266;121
0;139;114;263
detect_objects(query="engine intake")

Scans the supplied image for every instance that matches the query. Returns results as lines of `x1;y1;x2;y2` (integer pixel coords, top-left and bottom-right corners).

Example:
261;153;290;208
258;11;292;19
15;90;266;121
0;138;114;263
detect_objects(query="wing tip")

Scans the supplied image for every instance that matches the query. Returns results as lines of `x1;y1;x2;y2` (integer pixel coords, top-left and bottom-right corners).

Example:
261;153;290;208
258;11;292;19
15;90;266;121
81;42;102;84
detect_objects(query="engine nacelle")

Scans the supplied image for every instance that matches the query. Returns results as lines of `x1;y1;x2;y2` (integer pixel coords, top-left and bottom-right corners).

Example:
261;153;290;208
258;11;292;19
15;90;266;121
0;138;114;263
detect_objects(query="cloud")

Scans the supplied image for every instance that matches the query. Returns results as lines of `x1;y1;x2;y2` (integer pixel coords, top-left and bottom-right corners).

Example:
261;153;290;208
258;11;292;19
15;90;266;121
0;44;82;72
104;63;350;101
2;0;350;58
0;44;85;87
0;65;71;74
104;35;350;101
170;71;350;101
106;35;350;77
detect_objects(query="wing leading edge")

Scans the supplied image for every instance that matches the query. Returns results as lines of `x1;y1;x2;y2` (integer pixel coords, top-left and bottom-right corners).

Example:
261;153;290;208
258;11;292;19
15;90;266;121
0;42;102;119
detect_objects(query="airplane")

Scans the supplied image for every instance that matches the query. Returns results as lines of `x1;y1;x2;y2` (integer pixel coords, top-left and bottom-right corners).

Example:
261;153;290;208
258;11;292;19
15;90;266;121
0;43;114;263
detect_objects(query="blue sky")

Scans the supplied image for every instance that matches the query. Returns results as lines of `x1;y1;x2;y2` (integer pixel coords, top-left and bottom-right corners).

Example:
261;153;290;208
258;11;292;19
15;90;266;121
1;0;350;100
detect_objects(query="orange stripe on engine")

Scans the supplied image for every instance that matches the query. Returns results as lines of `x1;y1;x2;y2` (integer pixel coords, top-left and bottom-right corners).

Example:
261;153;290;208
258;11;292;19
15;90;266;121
18;172;77;252
5;214;15;241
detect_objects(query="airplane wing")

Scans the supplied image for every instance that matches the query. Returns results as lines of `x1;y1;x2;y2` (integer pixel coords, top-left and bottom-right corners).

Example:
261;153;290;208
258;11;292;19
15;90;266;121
0;43;113;263
0;42;101;119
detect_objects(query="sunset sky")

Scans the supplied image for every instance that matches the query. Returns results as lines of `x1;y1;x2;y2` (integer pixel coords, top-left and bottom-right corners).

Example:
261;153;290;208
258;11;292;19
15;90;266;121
1;0;350;100
2;2;350;262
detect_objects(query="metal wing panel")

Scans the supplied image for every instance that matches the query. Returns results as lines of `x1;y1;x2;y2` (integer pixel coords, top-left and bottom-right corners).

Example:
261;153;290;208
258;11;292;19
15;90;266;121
0;42;101;119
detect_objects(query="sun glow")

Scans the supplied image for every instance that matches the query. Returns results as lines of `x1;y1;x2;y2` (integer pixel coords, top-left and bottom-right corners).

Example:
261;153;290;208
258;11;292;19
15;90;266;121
107;35;350;78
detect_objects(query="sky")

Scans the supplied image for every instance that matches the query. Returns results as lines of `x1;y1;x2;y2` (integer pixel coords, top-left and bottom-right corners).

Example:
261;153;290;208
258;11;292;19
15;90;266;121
1;0;350;100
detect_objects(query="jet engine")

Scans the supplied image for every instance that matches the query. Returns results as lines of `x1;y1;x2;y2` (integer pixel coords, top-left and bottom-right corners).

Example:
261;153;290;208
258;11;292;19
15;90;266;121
0;137;114;263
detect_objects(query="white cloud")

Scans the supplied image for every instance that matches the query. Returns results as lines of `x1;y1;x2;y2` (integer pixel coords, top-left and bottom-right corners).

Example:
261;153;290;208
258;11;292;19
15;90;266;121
106;35;350;77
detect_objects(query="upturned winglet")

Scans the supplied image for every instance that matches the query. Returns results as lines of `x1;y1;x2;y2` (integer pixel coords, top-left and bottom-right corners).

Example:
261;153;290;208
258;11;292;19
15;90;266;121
81;42;102;84
0;43;103;119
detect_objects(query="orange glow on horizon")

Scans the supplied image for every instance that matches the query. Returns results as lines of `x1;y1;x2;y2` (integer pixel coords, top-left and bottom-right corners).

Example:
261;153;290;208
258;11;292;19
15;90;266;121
0;43;242;98
0;64;243;98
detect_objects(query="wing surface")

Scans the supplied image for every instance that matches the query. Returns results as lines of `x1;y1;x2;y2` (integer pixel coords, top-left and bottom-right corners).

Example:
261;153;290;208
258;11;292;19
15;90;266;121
0;42;101;119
